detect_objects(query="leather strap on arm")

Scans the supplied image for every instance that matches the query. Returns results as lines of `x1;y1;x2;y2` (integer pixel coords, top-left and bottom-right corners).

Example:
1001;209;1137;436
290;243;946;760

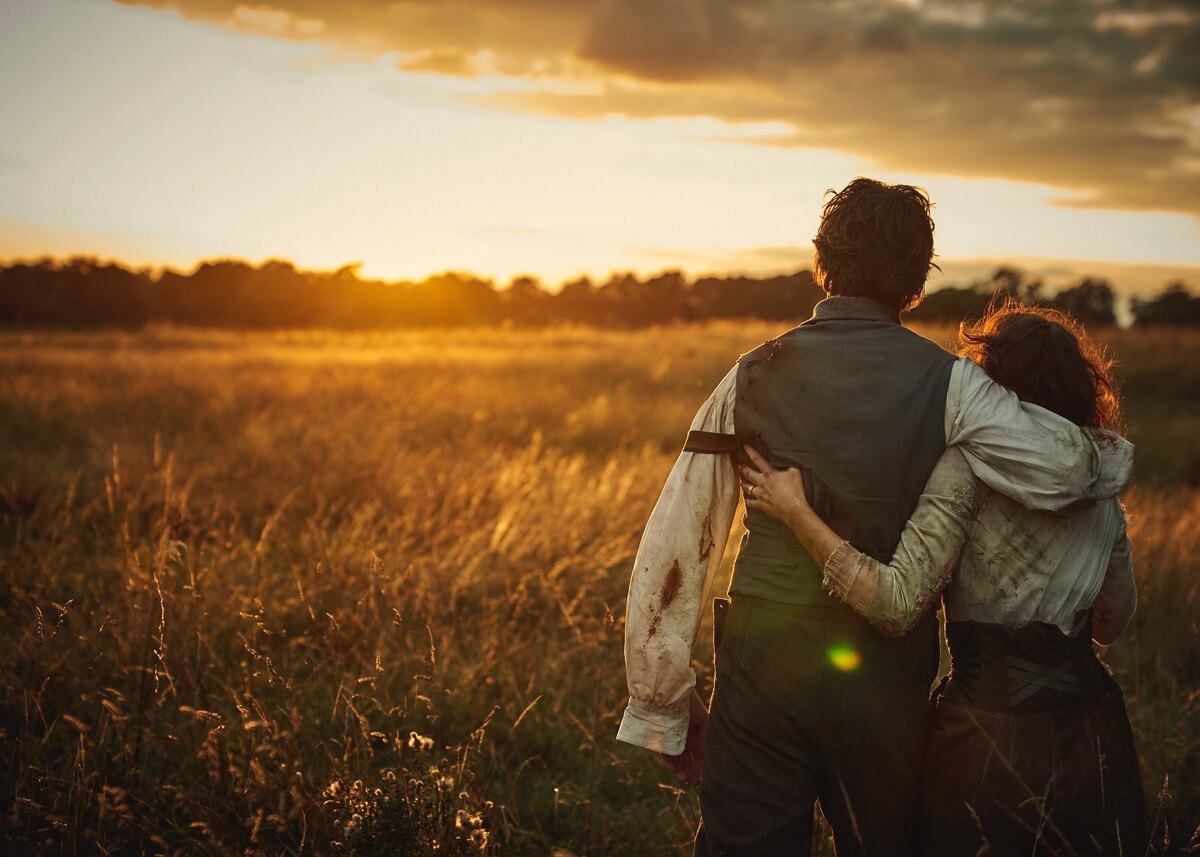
685;430;836;524
683;430;740;454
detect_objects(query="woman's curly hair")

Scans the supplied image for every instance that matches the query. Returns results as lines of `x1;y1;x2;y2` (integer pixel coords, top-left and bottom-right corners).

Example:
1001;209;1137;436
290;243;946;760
812;177;939;312
959;300;1123;431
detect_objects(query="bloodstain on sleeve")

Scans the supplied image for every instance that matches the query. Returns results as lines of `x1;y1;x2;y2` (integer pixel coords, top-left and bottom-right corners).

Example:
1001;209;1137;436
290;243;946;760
645;560;684;642
698;518;716;561
660;560;683;608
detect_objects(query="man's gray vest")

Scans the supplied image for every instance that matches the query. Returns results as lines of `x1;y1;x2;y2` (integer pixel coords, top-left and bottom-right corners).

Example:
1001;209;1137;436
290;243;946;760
732;296;956;606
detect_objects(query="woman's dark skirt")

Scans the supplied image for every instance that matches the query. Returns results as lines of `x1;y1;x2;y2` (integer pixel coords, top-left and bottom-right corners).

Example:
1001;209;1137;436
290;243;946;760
920;620;1146;857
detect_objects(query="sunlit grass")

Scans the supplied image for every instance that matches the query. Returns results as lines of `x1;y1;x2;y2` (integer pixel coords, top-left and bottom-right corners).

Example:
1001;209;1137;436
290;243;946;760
0;322;1196;854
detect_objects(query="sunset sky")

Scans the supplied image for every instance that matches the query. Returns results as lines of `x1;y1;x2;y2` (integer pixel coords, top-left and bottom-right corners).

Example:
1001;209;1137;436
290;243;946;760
1;0;1198;294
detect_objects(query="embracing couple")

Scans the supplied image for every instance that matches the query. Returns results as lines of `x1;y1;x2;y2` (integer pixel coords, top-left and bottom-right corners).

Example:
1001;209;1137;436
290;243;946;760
617;178;1145;856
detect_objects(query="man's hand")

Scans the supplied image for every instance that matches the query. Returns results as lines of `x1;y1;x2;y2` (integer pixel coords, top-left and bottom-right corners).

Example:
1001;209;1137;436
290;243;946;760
660;691;709;787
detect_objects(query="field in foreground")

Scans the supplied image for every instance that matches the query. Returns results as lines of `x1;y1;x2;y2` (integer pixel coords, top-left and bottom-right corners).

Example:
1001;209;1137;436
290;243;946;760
1;322;1198;855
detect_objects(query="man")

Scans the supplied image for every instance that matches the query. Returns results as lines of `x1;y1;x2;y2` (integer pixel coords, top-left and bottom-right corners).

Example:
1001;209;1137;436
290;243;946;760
615;178;1133;856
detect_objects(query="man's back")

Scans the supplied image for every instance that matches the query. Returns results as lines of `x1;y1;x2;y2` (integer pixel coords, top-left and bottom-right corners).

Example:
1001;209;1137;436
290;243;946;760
732;298;956;604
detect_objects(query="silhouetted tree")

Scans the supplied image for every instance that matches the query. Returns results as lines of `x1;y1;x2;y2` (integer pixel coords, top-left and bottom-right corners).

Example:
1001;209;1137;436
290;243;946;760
503;275;551;325
988;266;1045;305
906;266;1028;324
1131;282;1200;327
0;257;149;329
553;276;599;324
1048;278;1116;327
906;285;991;324
692;272;820;321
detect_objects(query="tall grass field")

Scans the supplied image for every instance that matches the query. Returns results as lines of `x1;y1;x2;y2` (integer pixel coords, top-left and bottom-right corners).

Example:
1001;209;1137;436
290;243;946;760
1;322;1197;855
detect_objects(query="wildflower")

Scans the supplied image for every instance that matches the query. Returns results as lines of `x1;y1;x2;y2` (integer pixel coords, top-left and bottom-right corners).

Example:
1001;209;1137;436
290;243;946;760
407;731;435;750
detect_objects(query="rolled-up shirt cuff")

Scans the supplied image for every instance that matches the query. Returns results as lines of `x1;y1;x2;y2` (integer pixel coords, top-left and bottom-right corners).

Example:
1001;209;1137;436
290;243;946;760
616;697;689;755
820;539;859;599
1084;428;1135;499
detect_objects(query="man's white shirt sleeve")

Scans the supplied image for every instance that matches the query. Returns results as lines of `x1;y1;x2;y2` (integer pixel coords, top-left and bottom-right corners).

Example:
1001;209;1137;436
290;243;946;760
616;366;740;754
944;358;1133;509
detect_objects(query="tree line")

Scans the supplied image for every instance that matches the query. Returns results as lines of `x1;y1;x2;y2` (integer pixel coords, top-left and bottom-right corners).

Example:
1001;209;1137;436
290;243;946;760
908;266;1200;328
0;257;1197;330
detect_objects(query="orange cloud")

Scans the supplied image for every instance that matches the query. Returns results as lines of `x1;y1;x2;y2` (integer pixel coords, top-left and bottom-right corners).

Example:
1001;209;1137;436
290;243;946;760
114;0;1200;217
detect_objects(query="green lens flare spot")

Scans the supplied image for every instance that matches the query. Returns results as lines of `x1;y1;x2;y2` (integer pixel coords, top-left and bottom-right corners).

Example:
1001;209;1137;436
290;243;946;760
827;644;862;673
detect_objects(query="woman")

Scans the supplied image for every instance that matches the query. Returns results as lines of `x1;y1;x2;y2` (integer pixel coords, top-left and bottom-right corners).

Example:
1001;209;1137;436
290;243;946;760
738;303;1145;856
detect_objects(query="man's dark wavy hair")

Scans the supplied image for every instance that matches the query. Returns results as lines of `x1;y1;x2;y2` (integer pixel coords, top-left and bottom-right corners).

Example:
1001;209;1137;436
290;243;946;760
812;177;938;312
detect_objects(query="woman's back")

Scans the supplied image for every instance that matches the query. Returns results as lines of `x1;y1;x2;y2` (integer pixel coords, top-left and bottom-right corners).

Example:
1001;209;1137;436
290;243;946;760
944;449;1134;643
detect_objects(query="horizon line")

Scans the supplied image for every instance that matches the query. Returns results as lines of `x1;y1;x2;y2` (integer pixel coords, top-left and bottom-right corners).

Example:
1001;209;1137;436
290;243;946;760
3;250;1199;297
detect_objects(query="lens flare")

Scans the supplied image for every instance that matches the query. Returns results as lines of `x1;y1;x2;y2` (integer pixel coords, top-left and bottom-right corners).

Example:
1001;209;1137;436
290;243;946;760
827;643;862;672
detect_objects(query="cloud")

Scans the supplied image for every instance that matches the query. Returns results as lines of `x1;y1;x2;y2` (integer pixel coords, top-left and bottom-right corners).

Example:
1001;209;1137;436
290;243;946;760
114;0;1200;216
398;49;478;77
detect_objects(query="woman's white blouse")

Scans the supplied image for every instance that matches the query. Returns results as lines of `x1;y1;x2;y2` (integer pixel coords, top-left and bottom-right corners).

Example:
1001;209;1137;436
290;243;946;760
823;446;1136;645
